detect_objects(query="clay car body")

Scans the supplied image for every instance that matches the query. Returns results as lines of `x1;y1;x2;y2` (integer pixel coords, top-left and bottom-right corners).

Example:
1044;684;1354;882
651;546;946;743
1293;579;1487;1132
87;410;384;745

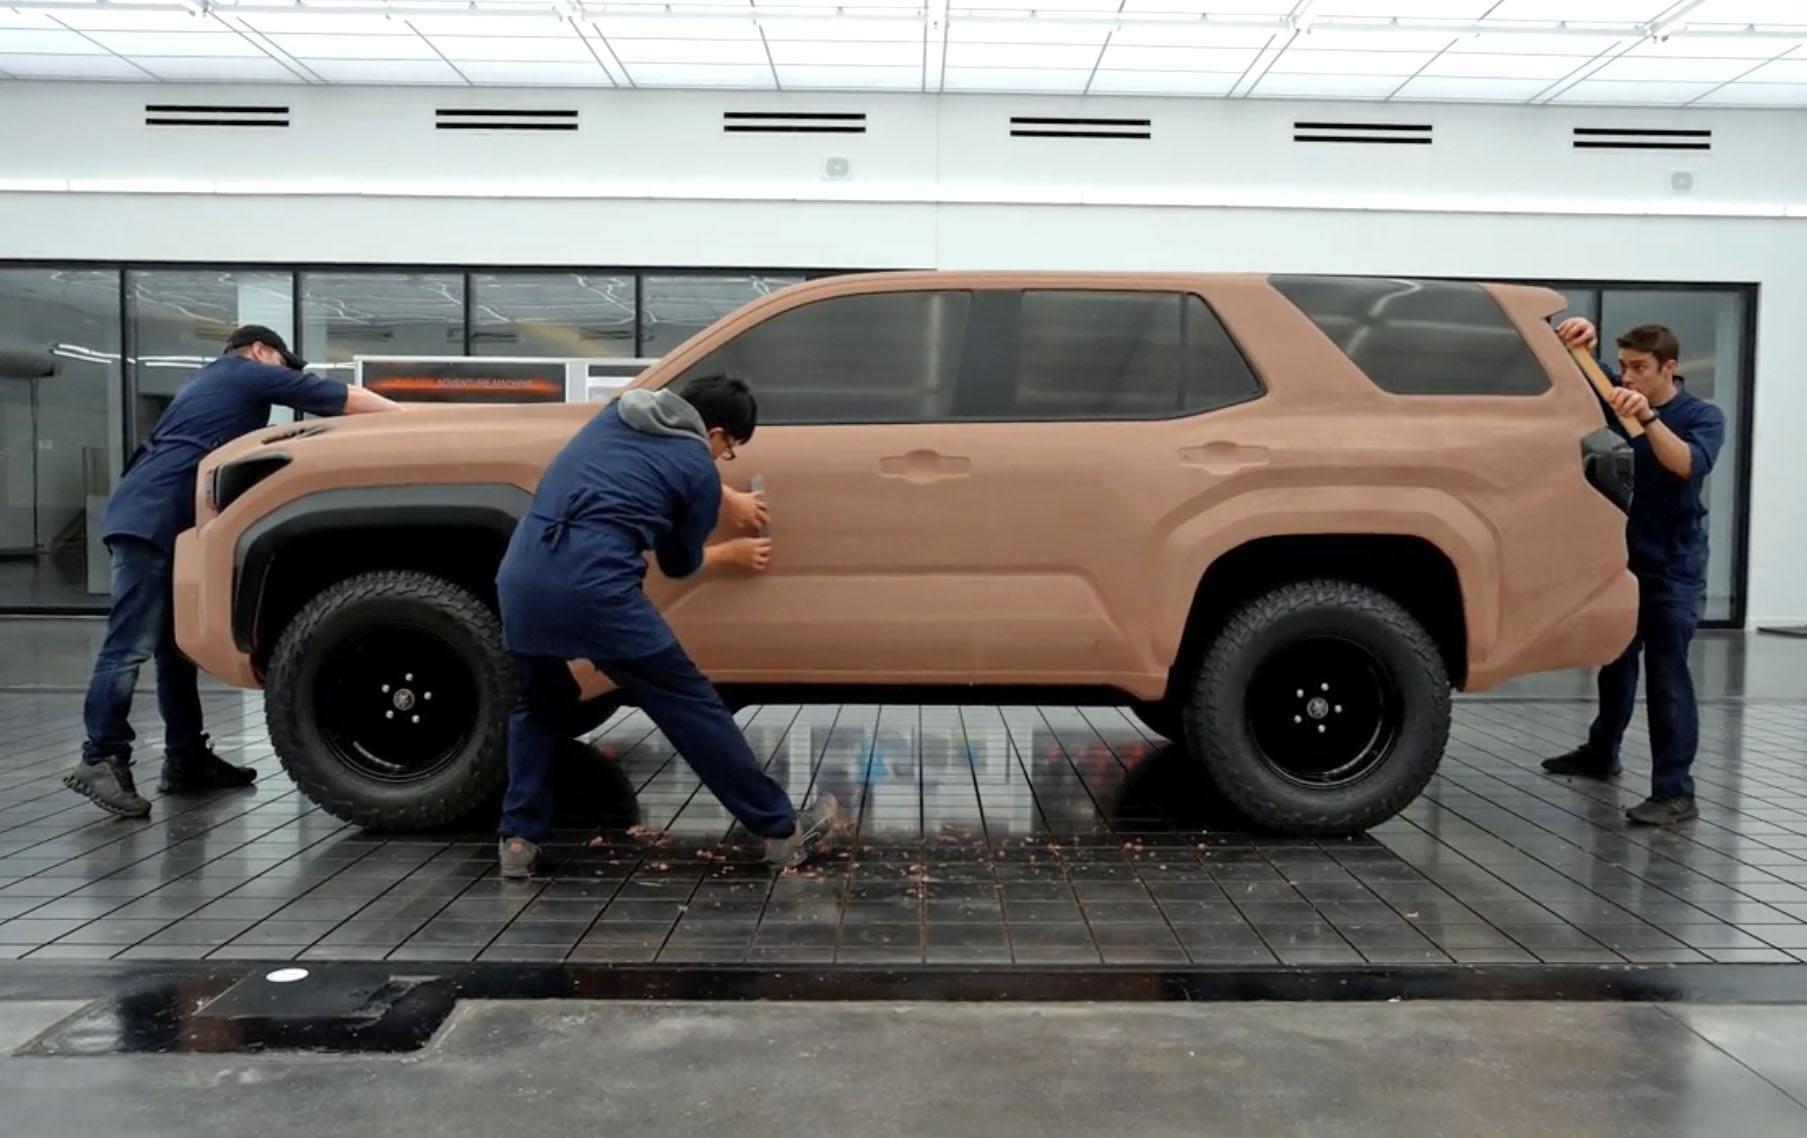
172;271;1639;836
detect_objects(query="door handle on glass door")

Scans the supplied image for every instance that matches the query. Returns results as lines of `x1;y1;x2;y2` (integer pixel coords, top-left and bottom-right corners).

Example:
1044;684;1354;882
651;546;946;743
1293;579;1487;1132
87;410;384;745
878;450;973;483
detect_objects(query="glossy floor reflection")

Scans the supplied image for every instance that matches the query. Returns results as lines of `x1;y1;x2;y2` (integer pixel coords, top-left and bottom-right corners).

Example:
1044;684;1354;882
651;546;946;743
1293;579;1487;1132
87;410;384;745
0;626;1804;970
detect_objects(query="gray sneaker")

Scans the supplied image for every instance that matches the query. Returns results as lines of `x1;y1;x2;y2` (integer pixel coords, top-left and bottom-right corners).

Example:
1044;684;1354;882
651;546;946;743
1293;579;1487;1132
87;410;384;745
1626;795;1698;826
765;794;852;869
498;835;541;879
63;758;151;819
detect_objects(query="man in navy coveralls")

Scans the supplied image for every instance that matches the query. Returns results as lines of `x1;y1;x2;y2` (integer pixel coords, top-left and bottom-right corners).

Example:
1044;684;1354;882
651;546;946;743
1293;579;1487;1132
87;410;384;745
1543;317;1725;826
494;373;847;878
65;325;404;818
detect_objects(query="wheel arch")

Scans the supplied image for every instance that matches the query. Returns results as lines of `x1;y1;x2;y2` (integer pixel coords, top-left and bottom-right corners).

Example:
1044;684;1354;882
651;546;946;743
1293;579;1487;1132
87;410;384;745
232;482;531;665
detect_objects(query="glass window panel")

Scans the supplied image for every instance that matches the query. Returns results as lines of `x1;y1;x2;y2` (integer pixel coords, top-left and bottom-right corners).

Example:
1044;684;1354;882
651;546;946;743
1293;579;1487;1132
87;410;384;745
0;267;124;606
300;272;465;381
470;273;637;359
673;290;970;424
1598;288;1750;624
639;273;804;358
127;269;294;443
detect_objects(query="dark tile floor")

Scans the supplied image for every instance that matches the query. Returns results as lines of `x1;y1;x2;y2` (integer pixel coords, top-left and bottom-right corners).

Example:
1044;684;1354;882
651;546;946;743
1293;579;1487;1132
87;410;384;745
0;625;1804;969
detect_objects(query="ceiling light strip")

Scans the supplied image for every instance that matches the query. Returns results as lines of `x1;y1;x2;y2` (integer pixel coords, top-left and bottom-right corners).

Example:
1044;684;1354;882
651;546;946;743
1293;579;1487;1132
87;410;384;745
0;177;1797;219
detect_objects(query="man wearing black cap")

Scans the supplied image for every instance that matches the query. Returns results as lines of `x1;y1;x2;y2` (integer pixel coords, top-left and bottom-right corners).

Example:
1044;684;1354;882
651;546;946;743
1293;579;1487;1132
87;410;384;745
64;325;403;818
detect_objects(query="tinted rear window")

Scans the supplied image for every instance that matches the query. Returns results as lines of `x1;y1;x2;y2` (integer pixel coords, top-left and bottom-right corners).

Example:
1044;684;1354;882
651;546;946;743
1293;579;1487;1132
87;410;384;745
1270;275;1551;396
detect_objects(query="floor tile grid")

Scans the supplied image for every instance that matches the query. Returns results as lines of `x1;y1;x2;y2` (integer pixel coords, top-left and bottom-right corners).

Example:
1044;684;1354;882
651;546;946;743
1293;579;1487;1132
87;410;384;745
1382;706;1807;962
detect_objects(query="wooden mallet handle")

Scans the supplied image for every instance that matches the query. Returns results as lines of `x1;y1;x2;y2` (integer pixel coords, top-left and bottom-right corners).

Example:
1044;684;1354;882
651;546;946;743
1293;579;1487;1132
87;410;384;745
1568;343;1644;438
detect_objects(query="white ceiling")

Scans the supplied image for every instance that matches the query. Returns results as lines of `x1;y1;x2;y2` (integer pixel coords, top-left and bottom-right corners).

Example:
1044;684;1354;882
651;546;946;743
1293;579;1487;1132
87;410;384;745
1;1;1805;107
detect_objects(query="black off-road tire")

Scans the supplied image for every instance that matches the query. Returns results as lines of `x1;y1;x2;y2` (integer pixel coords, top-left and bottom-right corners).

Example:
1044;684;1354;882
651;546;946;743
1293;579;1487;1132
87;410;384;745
264;570;514;831
1129;698;1186;743
1184;579;1450;837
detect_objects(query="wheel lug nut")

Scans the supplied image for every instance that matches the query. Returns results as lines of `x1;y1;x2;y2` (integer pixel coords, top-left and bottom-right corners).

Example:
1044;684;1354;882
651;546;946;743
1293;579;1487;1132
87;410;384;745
386;711;394;719
1318;725;1326;734
405;673;414;682
412;715;421;724
424;692;433;700
1296;689;1304;698
381;684;390;693
1335;705;1342;713
1294;715;1302;724
1321;683;1330;691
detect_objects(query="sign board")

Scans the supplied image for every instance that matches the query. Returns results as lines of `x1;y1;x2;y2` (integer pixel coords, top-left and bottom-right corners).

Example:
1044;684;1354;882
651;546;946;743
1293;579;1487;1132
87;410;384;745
352;356;657;405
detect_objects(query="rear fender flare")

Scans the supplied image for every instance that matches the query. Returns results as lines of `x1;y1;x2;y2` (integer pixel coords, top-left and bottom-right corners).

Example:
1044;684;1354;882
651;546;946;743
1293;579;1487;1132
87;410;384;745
231;482;531;654
1154;486;1498;669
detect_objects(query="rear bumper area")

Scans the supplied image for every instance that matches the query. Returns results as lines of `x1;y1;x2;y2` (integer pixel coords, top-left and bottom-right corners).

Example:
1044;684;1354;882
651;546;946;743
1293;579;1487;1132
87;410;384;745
1466;568;1638;692
172;527;260;690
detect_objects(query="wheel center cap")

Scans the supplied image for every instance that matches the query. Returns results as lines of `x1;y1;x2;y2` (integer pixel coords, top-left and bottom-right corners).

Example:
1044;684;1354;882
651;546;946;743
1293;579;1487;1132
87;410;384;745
1305;696;1331;720
392;688;416;712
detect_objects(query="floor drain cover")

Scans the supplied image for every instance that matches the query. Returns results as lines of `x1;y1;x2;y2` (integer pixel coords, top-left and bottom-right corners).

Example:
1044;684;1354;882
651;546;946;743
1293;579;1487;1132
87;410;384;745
18;968;457;1055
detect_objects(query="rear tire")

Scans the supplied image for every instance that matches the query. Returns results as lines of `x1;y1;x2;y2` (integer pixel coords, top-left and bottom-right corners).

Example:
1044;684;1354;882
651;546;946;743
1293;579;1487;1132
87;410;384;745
265;570;514;831
1184;579;1449;837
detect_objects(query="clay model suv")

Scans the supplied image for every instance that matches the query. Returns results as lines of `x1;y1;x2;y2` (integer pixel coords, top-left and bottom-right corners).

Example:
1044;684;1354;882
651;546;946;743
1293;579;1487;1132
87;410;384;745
172;271;1638;838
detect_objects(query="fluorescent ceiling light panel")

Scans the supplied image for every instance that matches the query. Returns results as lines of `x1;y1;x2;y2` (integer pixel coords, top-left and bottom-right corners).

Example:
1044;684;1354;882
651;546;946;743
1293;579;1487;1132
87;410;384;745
1392;75;1559;99
403;16;576;38
1287;30;1464;52
1421;52;1583;78
0;52;147;78
267;34;439;60
85;31;265;57
761;18;921;43
1251;72;1414;96
1087;68;1242;94
1591;55;1759;80
941;66;1092;91
775;64;920;88
944;43;1105;69
302;57;465;83
946;24;1109;47
0;10;59;29
1742;57;1807;81
948;0;1131;13
590;17;759;41
428;36;595;63
1630;35;1805;58
39;9;205;32
606;38;767;64
1115;0;1296;13
766;40;919;66
137;56;302;81
1096;45;1262;72
0;29;108;54
624;62;775;86
453;60;612;84
235;15;408;36
1486;0;1672;18
1312;0;1497;15
1553;78;1721;102
1109;25;1280;48
1683;0;1807;25
1267;49;1437;75
1447;34;1626;56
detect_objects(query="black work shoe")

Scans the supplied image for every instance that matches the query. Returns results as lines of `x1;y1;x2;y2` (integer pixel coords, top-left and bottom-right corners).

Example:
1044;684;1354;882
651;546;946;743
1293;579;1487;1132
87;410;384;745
1627;795;1698;826
63;758;151;819
159;748;256;794
1541;749;1621;779
499;836;541;880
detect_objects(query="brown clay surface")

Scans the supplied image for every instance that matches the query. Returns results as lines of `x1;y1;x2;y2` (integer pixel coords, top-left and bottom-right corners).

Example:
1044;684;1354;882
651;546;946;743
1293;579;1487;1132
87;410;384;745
172;271;1638;696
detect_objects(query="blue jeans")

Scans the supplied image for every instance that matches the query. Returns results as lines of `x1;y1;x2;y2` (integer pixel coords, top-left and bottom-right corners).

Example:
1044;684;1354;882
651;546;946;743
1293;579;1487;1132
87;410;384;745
81;536;205;764
1584;592;1701;799
499;643;796;843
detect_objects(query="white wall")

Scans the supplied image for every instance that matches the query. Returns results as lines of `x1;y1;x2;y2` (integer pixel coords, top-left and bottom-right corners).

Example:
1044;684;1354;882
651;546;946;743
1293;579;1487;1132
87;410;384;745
0;81;1803;623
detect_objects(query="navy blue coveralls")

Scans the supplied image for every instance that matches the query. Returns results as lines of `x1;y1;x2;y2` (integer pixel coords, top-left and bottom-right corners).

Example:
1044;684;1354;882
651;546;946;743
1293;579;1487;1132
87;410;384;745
86;355;348;764
1581;368;1725;799
494;390;796;844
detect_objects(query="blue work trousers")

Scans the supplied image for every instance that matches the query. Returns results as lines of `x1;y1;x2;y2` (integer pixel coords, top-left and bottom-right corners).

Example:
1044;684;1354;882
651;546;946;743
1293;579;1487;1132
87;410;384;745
1584;594;1702;799
81;536;206;764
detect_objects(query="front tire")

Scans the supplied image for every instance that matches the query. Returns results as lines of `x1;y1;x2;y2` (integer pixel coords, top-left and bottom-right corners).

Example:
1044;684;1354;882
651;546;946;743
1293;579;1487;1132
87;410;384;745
264;570;514;831
1185;580;1449;837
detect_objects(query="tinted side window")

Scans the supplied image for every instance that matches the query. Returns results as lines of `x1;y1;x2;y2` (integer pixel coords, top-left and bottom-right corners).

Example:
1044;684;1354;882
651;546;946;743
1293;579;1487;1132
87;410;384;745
675;290;971;424
1270;275;1551;396
1007;290;1262;419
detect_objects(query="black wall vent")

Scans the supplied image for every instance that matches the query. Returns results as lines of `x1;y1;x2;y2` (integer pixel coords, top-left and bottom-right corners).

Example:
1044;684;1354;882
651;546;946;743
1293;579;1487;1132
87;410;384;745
724;111;866;134
1572;126;1710;152
435;108;579;132
144;104;289;128
1293;121;1432;145
1010;116;1150;140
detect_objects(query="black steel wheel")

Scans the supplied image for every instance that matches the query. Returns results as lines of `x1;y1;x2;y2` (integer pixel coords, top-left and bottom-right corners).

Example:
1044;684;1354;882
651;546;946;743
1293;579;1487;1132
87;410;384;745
1184;579;1449;837
265;571;514;831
